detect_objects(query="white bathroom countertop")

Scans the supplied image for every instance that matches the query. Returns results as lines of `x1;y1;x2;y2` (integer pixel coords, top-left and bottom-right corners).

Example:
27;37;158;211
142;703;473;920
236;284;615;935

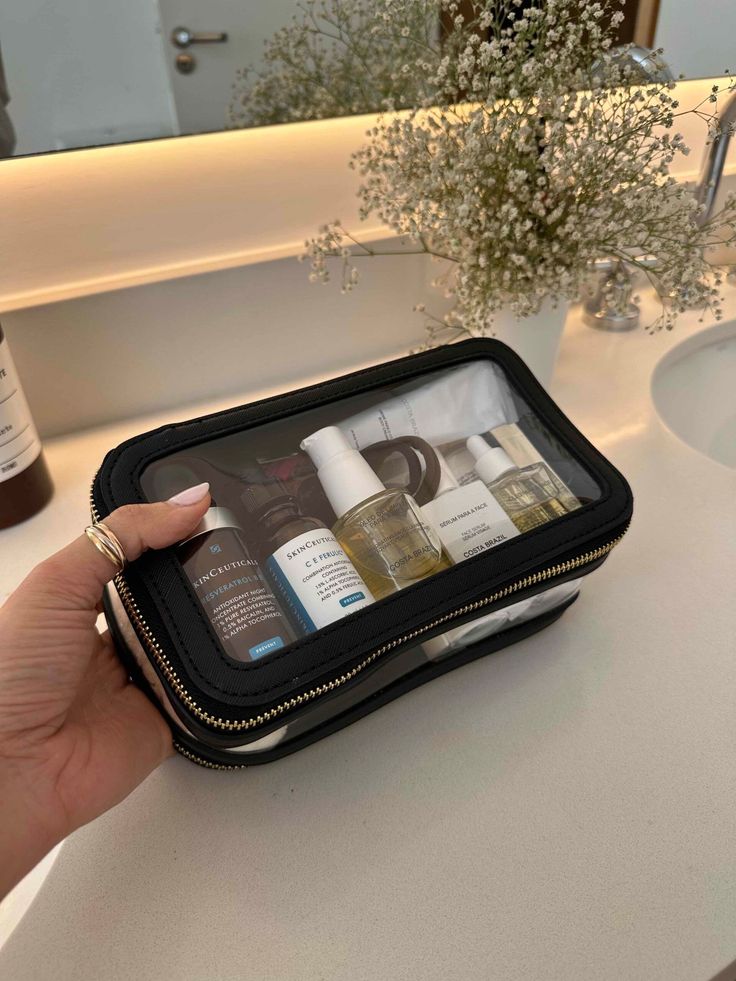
0;293;735;981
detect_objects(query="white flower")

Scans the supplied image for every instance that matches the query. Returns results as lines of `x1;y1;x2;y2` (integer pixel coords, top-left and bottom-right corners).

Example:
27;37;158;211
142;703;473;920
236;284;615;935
292;0;736;339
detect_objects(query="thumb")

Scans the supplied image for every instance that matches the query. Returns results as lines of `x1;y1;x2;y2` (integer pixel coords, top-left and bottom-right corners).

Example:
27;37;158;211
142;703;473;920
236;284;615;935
23;482;212;609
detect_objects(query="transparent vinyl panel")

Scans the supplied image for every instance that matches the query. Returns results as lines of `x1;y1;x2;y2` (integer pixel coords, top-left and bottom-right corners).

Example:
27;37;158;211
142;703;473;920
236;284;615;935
217;577;585;757
107;575;583;756
140;359;602;667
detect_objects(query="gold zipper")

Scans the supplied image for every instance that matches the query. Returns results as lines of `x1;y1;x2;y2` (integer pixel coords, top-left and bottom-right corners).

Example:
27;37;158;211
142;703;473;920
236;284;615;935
92;475;626;734
173;743;248;770
177;528;626;769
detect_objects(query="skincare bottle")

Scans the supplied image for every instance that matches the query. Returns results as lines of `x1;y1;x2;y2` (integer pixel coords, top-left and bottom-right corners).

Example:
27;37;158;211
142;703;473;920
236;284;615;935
177;500;296;661
420;448;520;563
466;435;569;533
436;440;479;488
0;323;53;529
242;478;374;634
300;426;450;600
490;422;580;513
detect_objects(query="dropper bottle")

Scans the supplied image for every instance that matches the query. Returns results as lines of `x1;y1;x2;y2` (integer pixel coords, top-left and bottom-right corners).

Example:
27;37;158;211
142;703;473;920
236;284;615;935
176;495;296;660
301;426;451;599
466;435;569;533
242;477;373;633
489;422;581;513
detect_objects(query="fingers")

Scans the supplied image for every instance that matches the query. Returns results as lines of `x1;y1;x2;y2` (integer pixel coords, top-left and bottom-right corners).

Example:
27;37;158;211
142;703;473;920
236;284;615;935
29;483;211;608
103;482;212;563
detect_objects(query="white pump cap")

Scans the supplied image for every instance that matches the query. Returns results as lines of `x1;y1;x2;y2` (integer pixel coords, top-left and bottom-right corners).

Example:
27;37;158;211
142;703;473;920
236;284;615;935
466;434;517;485
300;425;385;519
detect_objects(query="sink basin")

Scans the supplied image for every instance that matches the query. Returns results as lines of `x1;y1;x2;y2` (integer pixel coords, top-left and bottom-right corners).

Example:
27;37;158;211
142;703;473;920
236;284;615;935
651;320;736;469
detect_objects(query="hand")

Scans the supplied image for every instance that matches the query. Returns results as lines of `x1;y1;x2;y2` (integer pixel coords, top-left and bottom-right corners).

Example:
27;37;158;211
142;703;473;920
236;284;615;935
0;483;211;899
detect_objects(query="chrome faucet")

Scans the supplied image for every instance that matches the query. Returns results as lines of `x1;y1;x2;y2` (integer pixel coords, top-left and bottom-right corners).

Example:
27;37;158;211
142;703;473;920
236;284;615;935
693;89;736;226
585;71;735;330
583;256;657;331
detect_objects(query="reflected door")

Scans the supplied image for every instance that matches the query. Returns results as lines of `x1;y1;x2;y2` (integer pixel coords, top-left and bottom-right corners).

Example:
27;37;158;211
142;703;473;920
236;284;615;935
2;0;180;155
156;0;303;135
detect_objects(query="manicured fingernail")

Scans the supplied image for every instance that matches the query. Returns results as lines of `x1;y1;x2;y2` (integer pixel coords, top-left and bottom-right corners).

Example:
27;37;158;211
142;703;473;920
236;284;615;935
167;482;210;506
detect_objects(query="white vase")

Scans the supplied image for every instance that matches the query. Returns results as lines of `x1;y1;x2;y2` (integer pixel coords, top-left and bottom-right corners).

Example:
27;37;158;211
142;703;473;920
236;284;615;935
489;298;568;387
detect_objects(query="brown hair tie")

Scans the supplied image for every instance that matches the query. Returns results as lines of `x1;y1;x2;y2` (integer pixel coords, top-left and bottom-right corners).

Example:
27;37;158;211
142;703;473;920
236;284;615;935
359;436;441;505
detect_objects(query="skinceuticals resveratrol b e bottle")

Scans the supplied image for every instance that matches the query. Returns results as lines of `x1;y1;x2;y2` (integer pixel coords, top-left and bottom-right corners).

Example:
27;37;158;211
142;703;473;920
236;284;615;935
300;426;450;600
177;499;296;661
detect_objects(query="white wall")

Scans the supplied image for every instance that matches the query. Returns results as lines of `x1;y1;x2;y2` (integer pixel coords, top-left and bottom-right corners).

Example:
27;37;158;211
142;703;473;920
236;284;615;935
655;0;734;79
1;248;435;438
0;79;725;316
2;0;178;154
0;112;387;313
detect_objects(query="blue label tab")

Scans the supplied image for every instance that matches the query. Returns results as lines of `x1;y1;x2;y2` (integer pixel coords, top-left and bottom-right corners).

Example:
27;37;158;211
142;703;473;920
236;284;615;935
339;591;366;608
249;636;285;659
265;554;318;634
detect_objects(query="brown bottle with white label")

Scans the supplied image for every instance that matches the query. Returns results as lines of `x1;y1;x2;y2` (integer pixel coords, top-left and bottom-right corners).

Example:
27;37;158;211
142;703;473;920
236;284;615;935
177;499;296;662
0;323;53;529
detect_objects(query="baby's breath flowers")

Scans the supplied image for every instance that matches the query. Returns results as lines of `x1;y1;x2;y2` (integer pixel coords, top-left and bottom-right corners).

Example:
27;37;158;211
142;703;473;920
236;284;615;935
229;0;440;127
298;0;736;339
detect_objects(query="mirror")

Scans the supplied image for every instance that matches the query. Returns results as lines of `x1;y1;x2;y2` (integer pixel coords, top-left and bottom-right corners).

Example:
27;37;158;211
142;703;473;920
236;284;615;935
0;1;729;159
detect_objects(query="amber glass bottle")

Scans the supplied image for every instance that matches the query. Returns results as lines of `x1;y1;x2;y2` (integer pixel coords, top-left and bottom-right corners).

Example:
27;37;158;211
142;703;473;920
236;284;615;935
177;500;296;662
0;323;53;529
242;478;373;634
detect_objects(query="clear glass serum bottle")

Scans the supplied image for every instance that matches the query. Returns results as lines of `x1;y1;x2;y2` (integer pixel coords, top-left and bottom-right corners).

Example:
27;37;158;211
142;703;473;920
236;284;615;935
467;435;569;533
301;426;451;600
490;422;581;513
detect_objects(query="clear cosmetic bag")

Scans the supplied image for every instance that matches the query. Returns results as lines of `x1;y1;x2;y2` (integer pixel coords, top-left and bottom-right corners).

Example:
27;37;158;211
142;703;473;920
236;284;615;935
93;339;632;767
